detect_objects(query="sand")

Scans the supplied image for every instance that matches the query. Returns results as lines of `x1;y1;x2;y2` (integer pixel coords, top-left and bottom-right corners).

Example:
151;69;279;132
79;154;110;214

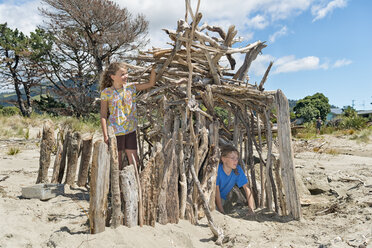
0;131;371;248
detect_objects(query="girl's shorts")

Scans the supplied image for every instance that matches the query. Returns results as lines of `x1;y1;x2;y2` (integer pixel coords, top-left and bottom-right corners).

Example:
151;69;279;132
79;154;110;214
116;131;137;151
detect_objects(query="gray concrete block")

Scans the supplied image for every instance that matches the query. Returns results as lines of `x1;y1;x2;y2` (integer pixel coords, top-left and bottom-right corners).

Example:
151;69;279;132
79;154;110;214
21;184;64;200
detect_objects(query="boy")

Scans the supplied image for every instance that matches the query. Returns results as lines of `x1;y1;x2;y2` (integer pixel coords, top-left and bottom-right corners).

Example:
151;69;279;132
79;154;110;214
215;145;254;214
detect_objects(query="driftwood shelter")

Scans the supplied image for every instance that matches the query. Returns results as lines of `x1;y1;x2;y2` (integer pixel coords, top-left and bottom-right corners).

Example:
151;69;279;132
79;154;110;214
36;1;301;244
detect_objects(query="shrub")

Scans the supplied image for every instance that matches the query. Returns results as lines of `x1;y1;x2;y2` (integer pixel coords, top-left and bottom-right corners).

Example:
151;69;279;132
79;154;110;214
340;116;367;130
0;106;21;116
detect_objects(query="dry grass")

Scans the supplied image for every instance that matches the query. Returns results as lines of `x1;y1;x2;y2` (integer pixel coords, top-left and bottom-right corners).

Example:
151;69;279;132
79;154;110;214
7;147;20;155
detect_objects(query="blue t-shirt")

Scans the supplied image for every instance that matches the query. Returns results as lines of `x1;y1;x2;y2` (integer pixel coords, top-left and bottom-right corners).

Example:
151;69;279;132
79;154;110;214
216;163;248;200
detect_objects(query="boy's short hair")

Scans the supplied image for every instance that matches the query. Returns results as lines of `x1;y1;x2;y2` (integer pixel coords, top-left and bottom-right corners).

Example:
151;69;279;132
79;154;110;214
220;145;240;175
221;145;239;157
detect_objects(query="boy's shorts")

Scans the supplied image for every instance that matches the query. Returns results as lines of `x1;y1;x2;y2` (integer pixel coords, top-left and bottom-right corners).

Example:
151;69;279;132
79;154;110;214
116;131;137;151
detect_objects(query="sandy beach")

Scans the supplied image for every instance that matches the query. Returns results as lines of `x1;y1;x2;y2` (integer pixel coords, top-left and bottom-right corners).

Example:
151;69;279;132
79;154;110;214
0;128;371;248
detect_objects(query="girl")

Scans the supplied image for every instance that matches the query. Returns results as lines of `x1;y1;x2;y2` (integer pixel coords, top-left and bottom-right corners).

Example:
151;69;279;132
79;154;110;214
100;62;156;169
215;145;255;215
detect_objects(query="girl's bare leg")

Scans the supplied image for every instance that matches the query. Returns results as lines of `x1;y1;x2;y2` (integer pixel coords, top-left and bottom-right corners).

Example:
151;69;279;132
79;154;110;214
118;150;124;170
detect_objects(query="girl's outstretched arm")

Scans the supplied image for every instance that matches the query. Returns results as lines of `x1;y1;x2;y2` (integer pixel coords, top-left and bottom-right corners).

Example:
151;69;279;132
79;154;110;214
135;66;156;91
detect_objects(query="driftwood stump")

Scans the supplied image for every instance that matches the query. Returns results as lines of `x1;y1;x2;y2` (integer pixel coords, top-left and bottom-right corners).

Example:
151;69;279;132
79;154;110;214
140;142;163;226
36;120;55;184
77;134;93;187
89;140;110;234
275;90;302;219
51;139;63;184
57;129;70;183
65;132;82;186
120;165;138;227
108;126;123;227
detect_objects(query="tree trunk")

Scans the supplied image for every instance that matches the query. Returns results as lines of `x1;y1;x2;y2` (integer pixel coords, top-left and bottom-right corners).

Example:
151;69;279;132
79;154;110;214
89;140;110;234
36;120;55;184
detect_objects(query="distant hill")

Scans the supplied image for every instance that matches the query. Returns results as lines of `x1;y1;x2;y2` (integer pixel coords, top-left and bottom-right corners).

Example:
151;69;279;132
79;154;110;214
0;89;43;107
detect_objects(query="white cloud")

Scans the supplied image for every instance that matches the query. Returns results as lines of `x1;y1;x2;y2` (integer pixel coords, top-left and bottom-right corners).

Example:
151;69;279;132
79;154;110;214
333;58;352;68
274;55;325;73
250;54;334;76
246;15;269;30
312;0;348;22
117;0;315;46
269;26;288;43
250;54;275;77
0;0;42;34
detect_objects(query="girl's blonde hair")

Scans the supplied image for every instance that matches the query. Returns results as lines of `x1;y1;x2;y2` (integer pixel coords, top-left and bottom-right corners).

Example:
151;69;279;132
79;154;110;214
99;62;127;91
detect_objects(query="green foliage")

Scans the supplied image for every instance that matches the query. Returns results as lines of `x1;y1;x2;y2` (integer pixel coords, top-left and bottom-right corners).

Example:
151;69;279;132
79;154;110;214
293;93;331;122
342;106;357;117
0;23;54;117
293;122;317;140
215;106;229;125
339;116;367;130
33;95;66;116
0;106;21;116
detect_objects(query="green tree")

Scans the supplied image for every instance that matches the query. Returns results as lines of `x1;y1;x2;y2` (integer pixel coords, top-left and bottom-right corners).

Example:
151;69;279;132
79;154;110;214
0;23;53;117
293;93;330;122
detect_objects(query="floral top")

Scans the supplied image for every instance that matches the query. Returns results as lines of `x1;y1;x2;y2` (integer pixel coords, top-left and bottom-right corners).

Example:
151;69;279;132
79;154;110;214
100;83;137;136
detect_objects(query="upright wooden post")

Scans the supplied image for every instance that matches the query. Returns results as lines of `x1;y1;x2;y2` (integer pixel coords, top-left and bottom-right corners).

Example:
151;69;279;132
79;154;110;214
89;140;110;234
275;90;302;220
140;142;163;226
65;132;82;186
36;120;55;184
108;126;123;227
77;134;93;187
120;165;138;227
264;109;273;211
57;129;70;183
51;139;63;184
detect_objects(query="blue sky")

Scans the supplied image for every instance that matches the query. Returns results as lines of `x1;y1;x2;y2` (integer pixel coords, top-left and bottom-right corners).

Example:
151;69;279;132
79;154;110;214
1;0;371;109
